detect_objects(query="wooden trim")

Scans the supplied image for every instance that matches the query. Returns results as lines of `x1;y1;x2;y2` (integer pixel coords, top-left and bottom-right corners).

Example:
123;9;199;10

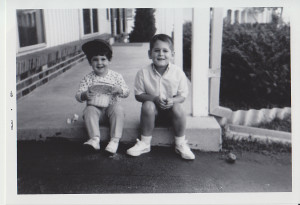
208;68;221;78
208;8;232;118
227;124;291;143
210;106;232;119
17;43;47;54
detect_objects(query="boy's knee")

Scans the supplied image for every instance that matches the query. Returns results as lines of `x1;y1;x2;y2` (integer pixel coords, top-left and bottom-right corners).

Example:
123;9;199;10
172;103;185;118
142;101;156;116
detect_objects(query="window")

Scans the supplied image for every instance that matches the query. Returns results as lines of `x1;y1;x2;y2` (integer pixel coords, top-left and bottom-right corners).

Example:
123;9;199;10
106;8;110;20
17;9;45;48
92;9;99;32
83;9;99;35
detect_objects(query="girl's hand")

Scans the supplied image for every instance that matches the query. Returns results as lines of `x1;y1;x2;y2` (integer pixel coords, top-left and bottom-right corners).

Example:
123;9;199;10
82;89;97;101
111;86;122;95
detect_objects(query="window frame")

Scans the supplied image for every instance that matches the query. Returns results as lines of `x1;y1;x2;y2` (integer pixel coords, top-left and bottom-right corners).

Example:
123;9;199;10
16;9;47;53
80;8;100;39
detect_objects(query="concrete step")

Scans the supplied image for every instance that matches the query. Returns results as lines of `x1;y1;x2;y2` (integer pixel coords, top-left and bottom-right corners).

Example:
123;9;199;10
17;116;221;151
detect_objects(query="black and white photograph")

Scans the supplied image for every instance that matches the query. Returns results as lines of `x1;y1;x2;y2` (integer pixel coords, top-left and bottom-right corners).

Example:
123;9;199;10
2;0;300;204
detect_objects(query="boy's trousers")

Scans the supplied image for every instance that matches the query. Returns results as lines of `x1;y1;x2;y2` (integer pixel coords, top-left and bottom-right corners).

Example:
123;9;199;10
83;103;125;140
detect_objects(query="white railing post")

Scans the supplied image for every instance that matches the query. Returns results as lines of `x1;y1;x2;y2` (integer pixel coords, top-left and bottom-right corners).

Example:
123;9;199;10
191;8;210;116
209;8;232;118
173;9;183;69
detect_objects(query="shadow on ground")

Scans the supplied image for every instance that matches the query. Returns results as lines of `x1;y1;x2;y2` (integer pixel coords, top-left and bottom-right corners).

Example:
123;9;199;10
17;139;291;194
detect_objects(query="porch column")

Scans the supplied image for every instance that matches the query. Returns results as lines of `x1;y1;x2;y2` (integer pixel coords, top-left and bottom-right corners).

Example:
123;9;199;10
191;8;210;116
122;9;127;33
234;10;239;24
116;8;122;34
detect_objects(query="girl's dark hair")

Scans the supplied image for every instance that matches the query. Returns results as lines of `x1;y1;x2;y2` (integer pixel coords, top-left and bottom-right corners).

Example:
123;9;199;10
86;49;112;64
149;34;174;51
82;39;113;64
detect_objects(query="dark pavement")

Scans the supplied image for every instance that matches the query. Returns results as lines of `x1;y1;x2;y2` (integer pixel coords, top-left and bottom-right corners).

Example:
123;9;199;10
17;140;292;194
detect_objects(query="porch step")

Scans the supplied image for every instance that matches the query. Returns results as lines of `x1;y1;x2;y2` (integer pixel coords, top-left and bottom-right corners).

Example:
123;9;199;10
17;116;221;151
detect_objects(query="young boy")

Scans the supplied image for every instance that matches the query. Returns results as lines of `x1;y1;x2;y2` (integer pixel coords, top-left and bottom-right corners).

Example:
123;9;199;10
75;39;130;154
126;34;195;160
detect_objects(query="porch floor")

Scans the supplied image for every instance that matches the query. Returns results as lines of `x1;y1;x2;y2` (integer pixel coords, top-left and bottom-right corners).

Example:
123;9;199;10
17;43;221;151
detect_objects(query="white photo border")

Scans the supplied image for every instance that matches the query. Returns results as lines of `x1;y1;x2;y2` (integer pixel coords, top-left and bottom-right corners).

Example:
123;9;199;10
4;0;300;204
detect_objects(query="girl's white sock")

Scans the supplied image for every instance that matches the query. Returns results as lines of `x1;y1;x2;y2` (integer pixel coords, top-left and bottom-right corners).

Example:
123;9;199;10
141;135;152;144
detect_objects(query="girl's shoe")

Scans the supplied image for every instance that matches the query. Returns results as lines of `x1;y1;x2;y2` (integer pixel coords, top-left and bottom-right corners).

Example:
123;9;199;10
83;137;100;150
105;139;119;154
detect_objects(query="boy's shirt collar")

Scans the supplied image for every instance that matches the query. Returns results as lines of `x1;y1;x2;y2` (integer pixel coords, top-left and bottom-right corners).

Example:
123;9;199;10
151;63;170;76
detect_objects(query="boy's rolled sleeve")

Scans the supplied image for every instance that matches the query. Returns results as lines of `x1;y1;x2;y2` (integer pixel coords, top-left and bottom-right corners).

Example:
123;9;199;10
134;70;145;96
177;73;189;98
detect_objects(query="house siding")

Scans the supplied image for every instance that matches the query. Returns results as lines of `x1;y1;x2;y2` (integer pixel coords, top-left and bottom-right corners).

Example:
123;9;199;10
44;9;81;48
16;9;112;99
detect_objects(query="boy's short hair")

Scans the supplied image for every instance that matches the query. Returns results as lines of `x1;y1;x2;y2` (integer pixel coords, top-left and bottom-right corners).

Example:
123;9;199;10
82;39;113;63
149;34;174;51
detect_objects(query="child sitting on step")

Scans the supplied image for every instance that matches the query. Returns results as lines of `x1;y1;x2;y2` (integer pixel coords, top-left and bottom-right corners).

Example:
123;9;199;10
75;39;130;154
126;34;195;160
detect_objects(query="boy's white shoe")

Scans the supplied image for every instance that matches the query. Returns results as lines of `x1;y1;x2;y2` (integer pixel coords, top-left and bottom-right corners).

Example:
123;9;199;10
83;137;100;150
126;139;151;156
105;139;119;154
175;140;195;160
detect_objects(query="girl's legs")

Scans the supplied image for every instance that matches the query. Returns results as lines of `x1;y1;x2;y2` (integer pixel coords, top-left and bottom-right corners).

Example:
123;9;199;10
83;106;104;150
84;106;102;139
106;102;125;140
104;102;125;153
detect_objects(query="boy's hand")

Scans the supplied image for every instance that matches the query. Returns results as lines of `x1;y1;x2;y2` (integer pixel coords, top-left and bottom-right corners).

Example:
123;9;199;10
111;86;123;95
164;98;174;109
154;96;172;110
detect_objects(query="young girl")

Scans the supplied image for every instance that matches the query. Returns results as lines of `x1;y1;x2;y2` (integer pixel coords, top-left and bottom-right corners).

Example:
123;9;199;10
76;39;130;154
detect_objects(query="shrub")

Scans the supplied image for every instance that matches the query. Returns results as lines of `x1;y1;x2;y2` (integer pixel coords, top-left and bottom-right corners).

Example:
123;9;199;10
183;21;192;79
129;9;156;42
220;23;291;109
182;19;290;110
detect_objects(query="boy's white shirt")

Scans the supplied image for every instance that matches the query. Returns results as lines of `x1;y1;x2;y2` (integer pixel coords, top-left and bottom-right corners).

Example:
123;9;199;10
134;63;188;100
